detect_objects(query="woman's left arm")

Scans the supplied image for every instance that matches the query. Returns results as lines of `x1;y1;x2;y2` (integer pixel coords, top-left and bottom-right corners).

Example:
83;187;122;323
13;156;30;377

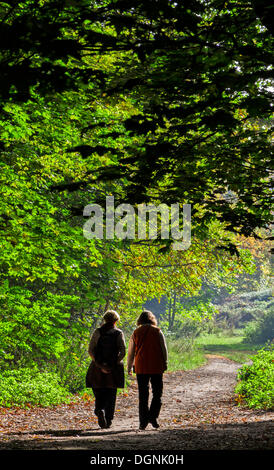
159;331;168;370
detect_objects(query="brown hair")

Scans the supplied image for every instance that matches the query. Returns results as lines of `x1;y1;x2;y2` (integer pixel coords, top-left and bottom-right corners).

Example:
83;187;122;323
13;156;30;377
137;310;157;326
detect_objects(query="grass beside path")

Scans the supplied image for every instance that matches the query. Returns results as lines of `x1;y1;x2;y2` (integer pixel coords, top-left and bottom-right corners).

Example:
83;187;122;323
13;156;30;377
196;332;260;363
166;331;262;372
166;337;206;372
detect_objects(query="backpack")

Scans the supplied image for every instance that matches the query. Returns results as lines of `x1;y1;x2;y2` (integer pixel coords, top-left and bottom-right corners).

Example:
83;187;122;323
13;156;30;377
95;328;121;368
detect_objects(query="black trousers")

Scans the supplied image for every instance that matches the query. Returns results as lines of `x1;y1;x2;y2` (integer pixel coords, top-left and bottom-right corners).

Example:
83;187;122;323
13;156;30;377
136;374;163;426
92;388;117;424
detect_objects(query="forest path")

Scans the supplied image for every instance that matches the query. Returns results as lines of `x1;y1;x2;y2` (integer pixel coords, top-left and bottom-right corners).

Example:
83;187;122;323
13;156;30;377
0;356;273;450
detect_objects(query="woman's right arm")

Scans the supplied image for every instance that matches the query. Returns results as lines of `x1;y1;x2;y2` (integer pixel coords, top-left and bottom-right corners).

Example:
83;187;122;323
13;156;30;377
88;329;100;360
117;331;126;362
88;329;111;374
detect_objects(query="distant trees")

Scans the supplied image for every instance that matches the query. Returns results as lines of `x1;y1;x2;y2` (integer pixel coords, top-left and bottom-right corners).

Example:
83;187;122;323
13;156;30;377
217;289;273;330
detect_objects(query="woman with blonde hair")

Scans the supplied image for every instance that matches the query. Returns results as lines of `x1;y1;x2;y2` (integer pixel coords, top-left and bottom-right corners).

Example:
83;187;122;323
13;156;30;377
127;310;168;430
86;310;126;429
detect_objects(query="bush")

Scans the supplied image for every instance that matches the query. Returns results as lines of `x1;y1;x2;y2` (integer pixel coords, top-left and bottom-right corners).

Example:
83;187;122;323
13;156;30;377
57;352;91;393
160;314;215;345
0;366;72;407
235;346;274;410
243;308;274;344
0;287;79;365
54;329;92;393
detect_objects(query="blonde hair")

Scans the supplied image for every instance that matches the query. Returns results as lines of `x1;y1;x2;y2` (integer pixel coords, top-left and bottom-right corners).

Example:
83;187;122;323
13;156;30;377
103;310;120;324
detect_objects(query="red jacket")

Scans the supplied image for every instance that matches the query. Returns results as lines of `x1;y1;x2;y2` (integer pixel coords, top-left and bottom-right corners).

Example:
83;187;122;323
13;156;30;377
130;324;167;374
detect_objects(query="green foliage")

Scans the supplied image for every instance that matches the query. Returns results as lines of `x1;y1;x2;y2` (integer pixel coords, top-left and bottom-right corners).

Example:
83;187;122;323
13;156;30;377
160;301;216;339
243;307;274;344
57;355;90;394
165;337;205;372
0;366;72;407
1;0;272;238
215;289;273;330
0;285;78;364
235;346;274;410
56;324;92;393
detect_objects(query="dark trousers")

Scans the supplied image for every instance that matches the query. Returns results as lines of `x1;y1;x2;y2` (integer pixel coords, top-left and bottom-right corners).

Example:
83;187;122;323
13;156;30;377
136;374;163;426
92;387;117;424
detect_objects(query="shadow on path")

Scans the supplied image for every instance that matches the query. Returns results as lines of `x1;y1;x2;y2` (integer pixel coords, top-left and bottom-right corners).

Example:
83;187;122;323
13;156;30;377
7;428;131;437
1;420;273;451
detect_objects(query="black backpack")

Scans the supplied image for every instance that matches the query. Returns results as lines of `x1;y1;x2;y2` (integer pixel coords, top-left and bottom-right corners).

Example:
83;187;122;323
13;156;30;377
95;328;121;368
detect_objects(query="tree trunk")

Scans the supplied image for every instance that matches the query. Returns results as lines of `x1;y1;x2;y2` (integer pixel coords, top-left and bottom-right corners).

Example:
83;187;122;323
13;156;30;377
171;292;176;329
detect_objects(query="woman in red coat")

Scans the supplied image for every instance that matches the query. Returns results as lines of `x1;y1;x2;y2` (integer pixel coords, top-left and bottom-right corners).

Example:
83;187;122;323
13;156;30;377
127;310;168;430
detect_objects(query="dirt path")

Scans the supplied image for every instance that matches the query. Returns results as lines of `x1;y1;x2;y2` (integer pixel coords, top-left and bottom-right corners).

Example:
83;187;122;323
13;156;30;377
0;356;273;450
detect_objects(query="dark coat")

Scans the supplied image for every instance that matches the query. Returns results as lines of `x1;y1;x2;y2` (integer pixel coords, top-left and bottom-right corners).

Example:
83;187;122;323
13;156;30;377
86;326;125;389
86;361;125;389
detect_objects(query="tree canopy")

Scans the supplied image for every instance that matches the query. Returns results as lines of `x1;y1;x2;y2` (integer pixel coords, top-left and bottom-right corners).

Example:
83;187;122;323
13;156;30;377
0;0;273;241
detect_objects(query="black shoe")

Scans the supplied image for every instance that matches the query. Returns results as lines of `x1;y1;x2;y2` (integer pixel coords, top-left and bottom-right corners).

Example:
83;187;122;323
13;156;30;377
139;421;148;430
105;420;112;428
149;418;159;428
96;410;107;429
